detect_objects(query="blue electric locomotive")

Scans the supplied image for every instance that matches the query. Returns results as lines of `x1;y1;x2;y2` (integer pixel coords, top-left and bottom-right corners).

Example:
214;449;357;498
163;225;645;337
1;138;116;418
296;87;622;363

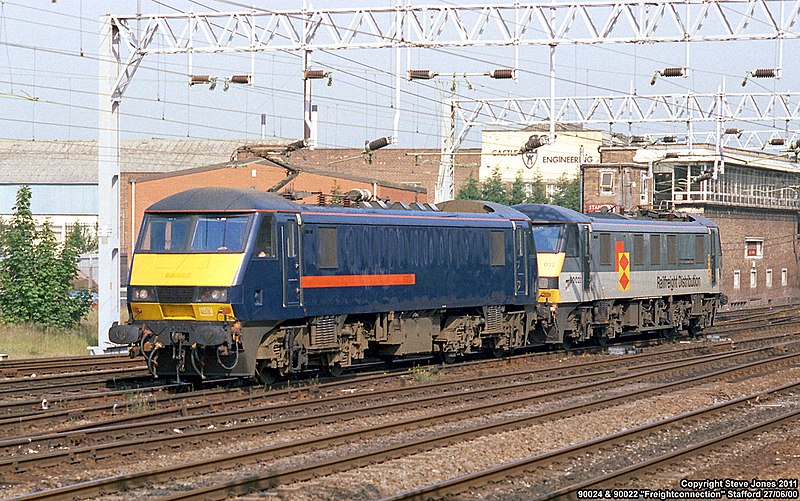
110;187;540;382
513;204;724;347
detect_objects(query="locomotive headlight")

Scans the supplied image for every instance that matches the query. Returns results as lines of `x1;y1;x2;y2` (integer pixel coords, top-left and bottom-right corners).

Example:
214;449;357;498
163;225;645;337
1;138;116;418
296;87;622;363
539;277;559;289
131;287;157;302
196;288;229;303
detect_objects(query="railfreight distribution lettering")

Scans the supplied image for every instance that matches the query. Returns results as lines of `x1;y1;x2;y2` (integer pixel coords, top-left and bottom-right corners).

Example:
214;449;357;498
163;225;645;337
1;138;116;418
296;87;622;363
656;274;701;291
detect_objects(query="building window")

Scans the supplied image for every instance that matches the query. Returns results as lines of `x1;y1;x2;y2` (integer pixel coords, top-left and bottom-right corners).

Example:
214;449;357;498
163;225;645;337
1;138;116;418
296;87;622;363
782;268;788;287
766;269;773;288
745;239;763;259
733;270;740;290
599;171;614;195
750;269;757;288
640;171;649;204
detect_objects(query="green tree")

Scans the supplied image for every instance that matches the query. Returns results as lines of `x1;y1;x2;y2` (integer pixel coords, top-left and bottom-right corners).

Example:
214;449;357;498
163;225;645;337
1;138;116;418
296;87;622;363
508;173;528;205
480;168;508;204
550;173;581;211
526;170;548;204
0;186;39;324
456;175;481;200
0;186;91;328
66;222;98;254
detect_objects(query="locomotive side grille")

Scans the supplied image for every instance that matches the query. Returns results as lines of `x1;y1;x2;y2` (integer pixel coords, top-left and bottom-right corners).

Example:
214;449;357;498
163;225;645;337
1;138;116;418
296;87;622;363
157;286;195;303
311;316;338;349
485;306;503;333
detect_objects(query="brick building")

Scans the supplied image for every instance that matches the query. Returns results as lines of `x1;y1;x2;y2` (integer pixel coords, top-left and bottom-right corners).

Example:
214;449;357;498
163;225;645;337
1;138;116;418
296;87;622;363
582;144;800;308
283;147;481;199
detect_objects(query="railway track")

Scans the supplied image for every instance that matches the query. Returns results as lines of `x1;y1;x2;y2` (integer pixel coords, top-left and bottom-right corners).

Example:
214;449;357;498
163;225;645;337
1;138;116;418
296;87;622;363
384;381;800;500
6;336;799;500
2;326;795;446
0;354;143;378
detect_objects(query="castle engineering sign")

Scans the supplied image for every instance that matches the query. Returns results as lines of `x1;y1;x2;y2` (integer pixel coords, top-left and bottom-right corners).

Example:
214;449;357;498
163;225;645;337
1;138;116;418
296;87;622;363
480;129;604;184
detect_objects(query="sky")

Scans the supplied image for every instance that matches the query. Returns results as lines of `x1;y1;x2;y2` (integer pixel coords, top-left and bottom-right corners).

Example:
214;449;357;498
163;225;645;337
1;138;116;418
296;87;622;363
1;0;799;155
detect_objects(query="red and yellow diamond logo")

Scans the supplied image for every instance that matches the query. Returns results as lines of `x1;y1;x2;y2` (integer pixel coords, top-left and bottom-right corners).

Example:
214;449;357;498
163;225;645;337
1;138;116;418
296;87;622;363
616;241;630;291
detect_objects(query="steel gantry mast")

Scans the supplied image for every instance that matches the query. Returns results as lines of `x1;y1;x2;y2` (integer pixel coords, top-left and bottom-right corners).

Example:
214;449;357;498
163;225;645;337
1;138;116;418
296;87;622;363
447;90;800;149
97;0;799;350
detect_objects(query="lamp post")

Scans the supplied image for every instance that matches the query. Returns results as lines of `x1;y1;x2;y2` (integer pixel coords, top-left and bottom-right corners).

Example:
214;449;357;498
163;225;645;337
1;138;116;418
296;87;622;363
408;69;515;202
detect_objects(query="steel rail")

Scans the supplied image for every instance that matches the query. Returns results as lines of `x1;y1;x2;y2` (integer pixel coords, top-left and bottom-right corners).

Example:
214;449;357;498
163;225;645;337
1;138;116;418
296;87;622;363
0;335;768;451
11;344;800;500
383;381;800;501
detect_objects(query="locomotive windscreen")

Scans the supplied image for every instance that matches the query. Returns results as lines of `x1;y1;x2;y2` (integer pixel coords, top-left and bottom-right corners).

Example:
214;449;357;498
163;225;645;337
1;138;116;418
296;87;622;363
532;224;579;256
137;214;252;253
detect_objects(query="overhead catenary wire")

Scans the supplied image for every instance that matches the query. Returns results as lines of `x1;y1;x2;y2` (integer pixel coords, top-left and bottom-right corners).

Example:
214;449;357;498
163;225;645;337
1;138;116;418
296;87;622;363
0;1;798;152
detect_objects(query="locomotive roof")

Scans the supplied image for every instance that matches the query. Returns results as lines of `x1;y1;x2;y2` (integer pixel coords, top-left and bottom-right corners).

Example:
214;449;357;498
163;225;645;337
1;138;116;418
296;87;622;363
514;204;718;230
146;188;528;222
145;187;300;213
513;204;592;223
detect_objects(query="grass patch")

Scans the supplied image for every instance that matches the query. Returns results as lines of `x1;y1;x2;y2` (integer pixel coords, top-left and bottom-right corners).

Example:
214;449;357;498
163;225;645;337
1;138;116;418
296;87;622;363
411;365;439;382
0;309;99;359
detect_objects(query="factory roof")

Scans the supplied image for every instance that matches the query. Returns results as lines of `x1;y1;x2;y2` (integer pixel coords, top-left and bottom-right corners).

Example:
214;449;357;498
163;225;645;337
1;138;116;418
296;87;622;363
0;138;293;184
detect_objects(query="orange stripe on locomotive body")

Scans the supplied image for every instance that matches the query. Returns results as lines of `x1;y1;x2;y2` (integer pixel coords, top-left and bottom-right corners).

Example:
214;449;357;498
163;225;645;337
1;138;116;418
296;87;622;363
301;273;416;288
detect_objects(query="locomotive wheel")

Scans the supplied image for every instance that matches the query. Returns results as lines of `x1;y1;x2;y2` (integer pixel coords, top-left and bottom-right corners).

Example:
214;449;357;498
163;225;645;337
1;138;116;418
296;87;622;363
663;327;679;340
323;363;344;378
687;319;703;338
594;333;609;347
491;347;510;358
255;362;278;385
439;351;457;364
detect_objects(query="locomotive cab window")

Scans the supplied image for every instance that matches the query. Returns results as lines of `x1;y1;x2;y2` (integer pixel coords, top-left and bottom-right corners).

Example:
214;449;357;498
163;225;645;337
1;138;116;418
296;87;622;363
191;216;249;252
254;216;275;258
137;214;251;253
490;231;505;266
318;227;339;269
137;215;191;252
532;224;578;256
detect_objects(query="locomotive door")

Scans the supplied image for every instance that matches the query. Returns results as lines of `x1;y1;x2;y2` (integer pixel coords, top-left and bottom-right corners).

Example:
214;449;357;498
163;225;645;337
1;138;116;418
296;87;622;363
282;218;302;306
710;228;719;287
513;222;529;296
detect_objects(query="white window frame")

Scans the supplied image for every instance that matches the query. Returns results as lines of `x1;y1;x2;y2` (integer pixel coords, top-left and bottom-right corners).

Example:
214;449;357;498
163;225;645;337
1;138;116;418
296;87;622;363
750;269;757;289
766;268;773;288
733;270;740;290
599;170;614;195
744;238;763;259
782;268;788;287
639;171;649;203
